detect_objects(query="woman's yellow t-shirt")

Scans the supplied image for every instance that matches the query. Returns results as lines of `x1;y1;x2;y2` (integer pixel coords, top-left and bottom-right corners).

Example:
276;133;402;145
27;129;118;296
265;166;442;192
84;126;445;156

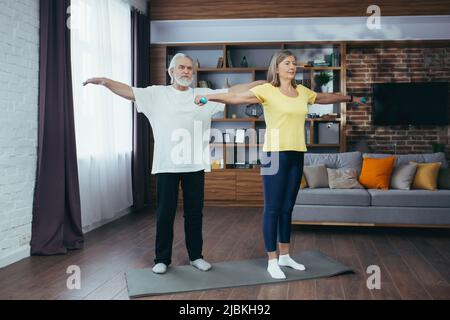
250;83;317;152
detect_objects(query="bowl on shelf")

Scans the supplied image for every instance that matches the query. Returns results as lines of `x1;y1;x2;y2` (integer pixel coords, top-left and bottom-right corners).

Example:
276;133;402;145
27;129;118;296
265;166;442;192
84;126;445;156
320;113;339;120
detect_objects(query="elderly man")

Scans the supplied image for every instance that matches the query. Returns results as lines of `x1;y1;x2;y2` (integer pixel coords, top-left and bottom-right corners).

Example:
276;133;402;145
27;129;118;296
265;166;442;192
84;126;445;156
84;53;264;274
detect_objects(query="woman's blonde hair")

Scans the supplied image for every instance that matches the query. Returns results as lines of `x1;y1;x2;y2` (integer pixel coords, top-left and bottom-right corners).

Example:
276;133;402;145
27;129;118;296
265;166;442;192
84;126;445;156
267;50;297;88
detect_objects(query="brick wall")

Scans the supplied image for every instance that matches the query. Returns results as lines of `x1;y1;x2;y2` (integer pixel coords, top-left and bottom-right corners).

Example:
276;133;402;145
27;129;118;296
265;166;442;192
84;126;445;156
345;45;450;160
0;0;39;268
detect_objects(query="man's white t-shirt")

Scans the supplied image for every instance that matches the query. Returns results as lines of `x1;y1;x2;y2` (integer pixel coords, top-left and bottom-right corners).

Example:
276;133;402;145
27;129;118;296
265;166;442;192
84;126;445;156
132;85;227;174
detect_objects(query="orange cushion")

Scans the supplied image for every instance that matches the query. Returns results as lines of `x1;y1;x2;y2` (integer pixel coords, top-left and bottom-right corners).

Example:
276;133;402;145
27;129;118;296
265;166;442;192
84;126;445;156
358;156;396;190
411;162;442;191
300;174;308;189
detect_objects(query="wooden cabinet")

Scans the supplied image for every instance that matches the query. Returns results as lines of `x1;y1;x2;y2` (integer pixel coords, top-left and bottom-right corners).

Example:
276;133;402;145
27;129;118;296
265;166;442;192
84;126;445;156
204;171;236;201
236;172;263;202
203;170;263;206
177;170;263;206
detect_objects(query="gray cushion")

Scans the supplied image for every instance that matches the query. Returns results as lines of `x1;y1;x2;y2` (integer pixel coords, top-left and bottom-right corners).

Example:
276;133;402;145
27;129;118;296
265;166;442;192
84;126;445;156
303;165;329;188
305;151;362;175
363;152;448;168
390;163;418;190
327;168;364;189
368;189;450;208
297;188;371;206
438;168;450;189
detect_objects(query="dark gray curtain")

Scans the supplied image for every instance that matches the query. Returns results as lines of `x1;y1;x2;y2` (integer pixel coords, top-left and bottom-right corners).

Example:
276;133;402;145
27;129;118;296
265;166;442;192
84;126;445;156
31;0;84;255
131;9;153;211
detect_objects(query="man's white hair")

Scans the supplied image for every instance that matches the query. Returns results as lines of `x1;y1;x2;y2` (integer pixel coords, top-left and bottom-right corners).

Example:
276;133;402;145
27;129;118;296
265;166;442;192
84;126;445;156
168;53;194;84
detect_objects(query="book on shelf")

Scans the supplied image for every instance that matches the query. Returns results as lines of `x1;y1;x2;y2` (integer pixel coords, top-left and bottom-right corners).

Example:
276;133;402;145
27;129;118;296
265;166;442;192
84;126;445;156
234;163;251;169
330;53;340;67
313;59;330;67
313;59;327;66
216;57;224;68
305;127;311;144
235;129;245;144
316;53;341;67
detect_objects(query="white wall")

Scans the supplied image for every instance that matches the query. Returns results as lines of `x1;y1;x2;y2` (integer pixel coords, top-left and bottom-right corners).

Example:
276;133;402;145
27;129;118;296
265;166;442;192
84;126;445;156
0;0;39;268
126;0;147;14
151;15;450;44
0;0;143;269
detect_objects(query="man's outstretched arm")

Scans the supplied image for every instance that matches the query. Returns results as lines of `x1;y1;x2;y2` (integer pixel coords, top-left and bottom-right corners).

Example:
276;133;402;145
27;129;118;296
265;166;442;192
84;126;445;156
228;80;266;93
83;77;135;101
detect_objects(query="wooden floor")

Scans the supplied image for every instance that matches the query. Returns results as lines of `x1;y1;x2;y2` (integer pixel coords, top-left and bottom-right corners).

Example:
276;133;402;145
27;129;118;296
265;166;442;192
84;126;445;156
1;207;449;300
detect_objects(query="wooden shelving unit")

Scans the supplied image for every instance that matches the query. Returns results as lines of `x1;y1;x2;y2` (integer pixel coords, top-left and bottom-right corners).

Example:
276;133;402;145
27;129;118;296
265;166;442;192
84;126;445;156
151;41;347;206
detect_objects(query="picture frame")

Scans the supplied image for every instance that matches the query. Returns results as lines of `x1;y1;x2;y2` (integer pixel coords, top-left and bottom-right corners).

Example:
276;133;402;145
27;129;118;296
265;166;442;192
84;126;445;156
226;50;233;68
235;129;245;144
223;133;231;143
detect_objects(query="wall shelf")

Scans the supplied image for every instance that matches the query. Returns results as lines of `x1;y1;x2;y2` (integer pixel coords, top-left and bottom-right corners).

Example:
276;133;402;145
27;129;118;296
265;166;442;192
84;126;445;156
212;118;264;122
151;41;347;206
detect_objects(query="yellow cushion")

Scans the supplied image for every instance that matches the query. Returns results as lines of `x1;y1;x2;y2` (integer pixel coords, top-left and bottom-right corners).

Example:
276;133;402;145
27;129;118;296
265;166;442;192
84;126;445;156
358;156;396;190
411;162;442;191
300;174;308;189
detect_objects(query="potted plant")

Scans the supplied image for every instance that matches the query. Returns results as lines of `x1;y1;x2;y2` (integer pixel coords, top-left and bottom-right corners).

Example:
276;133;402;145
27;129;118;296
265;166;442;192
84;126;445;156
314;72;333;92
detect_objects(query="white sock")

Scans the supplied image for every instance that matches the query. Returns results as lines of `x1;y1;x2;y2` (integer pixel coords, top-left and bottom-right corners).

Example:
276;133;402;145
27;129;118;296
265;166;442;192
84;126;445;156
152;263;167;274
267;259;286;279
278;254;306;271
190;258;212;271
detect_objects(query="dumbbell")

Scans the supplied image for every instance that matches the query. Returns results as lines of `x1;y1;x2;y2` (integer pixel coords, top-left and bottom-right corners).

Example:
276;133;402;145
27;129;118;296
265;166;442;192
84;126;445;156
354;97;367;107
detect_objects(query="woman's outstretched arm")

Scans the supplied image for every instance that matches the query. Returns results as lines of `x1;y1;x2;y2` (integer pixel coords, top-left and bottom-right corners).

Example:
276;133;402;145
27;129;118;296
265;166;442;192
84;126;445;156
228;80;266;93
195;90;260;106
315;92;366;105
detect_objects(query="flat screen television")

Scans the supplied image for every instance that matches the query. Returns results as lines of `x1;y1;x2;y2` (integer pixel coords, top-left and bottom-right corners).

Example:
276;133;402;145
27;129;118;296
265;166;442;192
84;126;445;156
372;82;449;125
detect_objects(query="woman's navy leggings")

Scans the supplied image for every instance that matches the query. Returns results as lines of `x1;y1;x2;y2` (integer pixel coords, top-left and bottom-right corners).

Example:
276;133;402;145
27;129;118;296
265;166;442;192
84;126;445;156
261;151;305;252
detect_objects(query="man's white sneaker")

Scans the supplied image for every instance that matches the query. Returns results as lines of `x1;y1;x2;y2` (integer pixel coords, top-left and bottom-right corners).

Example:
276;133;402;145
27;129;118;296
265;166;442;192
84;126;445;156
190;258;212;271
152;263;168;274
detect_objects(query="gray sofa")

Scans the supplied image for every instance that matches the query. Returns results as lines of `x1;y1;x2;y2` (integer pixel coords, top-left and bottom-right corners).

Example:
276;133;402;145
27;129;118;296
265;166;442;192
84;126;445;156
293;152;450;227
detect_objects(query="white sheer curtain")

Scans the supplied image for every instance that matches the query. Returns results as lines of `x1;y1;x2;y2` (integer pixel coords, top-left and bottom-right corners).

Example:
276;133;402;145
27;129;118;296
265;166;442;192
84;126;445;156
71;0;133;232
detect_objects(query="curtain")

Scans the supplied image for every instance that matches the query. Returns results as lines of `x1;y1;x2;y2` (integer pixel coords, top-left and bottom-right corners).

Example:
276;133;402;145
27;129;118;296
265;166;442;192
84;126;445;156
131;9;152;211
31;0;84;255
70;0;133;231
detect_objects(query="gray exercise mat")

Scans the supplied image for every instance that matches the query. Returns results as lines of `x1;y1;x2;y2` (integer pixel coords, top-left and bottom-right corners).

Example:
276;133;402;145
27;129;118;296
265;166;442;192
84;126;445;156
125;250;353;298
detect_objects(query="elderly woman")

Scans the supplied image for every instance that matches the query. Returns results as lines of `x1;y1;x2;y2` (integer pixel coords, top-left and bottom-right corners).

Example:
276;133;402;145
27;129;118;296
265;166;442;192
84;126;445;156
195;50;365;279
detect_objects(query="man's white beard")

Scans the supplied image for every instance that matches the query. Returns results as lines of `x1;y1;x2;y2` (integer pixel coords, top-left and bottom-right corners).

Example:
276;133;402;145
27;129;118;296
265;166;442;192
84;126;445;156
174;75;193;87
